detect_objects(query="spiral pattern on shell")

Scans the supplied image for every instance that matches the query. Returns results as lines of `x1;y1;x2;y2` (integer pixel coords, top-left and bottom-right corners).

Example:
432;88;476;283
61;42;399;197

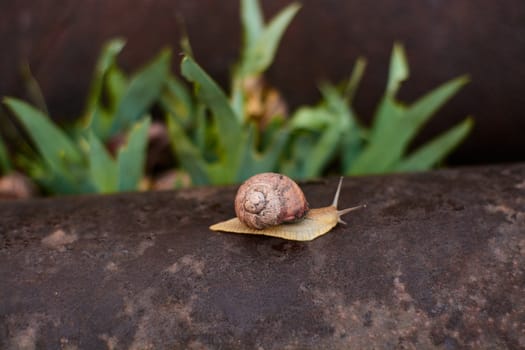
234;173;309;229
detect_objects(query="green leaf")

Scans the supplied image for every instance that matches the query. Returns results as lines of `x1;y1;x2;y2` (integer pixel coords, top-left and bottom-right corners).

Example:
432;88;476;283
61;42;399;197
3;98;83;174
166;114;210;185
193;104;208;153
386;42;409;97
284;92;348;179
21;62;48;115
38;171;94;195
181;56;242;161
240;2;300;76
349;75;469;175
160;75;194;128
237;123;289;181
0;133;11;174
301;123;342;179
347;98;404;174
109;49;171;136
343;57;367;103
289;105;333;131
116;117;151;191
241;0;265;46
106;65;128;111
316;83;365;174
396;117;473;172
280;132;316;179
340;126;363;174
84;39;126;121
86;64;129;138
367;43;409;142
88;131;118;193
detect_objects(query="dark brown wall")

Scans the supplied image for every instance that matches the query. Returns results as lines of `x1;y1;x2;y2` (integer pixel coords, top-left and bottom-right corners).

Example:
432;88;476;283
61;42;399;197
1;0;524;165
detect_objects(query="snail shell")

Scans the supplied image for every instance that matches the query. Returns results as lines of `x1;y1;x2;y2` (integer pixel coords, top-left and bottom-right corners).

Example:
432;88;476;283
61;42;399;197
210;173;366;241
234;173;309;229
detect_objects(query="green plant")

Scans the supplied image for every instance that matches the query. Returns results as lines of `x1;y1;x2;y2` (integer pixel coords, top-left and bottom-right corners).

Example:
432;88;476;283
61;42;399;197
167;0;472;184
166;0;300;185
343;44;473;175
2;0;473;196
0;133;11;175
2;39;167;194
281;44;473;178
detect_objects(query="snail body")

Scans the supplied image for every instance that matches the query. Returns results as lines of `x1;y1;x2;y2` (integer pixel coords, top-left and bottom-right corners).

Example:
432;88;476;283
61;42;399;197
209;173;365;241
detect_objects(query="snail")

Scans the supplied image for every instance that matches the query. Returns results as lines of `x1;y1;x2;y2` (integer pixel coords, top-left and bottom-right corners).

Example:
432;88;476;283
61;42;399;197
209;172;365;241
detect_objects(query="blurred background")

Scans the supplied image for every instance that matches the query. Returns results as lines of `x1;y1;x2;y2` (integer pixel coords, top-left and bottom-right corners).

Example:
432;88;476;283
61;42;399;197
0;0;523;168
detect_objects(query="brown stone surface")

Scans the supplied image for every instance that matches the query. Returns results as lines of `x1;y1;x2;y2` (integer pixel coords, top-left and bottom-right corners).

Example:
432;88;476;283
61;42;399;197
1;164;525;349
1;1;525;165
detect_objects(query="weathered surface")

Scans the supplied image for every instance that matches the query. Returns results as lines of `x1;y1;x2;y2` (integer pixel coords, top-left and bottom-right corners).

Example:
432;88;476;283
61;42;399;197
1;164;524;349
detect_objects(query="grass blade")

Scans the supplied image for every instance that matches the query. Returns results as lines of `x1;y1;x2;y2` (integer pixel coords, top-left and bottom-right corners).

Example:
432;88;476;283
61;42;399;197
240;2;300;76
285;91;347;179
396;117;473;172
349;75;469;175
280;133;315;179
3;98;83;174
241;0;265;46
237;123;289;181
117;117;151;191
88;131;118;193
0;133;11;173
21;62;48;115
386;42;409;97
110;49;171;136
348;98;404;174
84;39;126;121
343;57;367;103
181;56;242;159
166;113;211;185
160;75;194;128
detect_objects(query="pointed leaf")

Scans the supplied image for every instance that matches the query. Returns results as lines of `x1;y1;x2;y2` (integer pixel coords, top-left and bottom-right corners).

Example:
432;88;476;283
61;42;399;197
349;76;469;175
3;98;83;174
181;56;242;159
367;43;409;141
343;57;367;103
84;39;126;120
110;49;171;136
280;132;316;179
340;127;363;174
88;131;118;192
301;122;343;179
286;84;355;179
38;171;95;195
237;124;289;181
116;117;151;191
404;76;469;131
21;62;48;115
289;105;332;131
160;75;194;128
106;65;128;111
240;3;300;76
386;43;409;97
193;104;208;153
396;117;473;172
319;84;364;174
0;133;11;174
167;114;211;185
241;0;265;46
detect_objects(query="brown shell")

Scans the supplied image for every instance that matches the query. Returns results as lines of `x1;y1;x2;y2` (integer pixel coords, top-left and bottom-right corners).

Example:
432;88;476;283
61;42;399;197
234;173;309;229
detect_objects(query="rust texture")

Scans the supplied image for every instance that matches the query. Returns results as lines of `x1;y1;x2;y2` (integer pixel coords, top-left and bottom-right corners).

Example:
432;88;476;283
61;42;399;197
1;164;525;349
1;0;525;165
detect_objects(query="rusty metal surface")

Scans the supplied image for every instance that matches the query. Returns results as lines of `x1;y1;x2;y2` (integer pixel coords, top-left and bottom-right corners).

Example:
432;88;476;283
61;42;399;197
1;164;525;349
